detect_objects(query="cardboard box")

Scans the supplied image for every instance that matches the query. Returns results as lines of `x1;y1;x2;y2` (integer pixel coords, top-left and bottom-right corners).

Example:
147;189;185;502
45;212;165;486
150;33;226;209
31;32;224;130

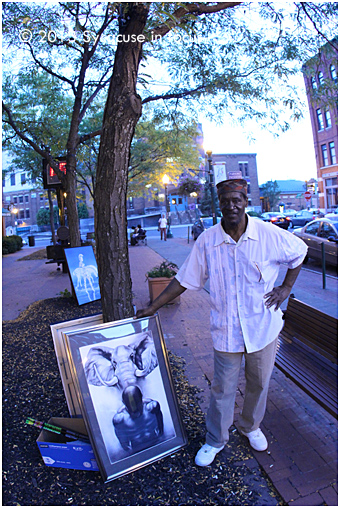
37;417;99;471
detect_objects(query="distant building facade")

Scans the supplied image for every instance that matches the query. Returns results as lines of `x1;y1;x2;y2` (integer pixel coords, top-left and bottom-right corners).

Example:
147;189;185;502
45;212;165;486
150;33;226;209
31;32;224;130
2;165;93;234
303;39;338;213
210;153;261;209
2;169;50;233
275;179;318;211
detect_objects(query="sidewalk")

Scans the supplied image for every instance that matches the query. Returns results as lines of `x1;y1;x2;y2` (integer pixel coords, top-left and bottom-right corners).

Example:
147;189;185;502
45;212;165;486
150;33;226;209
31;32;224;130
129;241;338;506
2;241;338;505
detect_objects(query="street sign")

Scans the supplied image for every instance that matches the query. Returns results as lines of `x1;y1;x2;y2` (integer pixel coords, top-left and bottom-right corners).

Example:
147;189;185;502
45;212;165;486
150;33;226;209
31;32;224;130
304;191;312;201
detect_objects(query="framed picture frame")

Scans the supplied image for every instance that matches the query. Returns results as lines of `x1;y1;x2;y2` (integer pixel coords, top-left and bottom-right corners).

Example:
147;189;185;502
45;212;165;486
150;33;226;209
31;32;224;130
51;314;103;417
63;314;187;483
64;246;101;306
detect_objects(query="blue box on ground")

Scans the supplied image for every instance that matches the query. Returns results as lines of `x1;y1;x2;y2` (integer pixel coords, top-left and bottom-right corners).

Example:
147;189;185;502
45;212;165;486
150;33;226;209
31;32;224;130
37;417;99;471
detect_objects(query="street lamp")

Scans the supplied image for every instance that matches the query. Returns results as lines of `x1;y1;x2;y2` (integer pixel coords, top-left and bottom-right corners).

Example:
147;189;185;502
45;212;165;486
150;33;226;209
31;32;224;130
206;150;217;225
162;174;173;238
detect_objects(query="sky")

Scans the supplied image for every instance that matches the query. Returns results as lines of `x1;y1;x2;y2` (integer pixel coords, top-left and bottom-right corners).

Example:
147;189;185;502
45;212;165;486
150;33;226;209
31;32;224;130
200;68;317;186
201;111;317;186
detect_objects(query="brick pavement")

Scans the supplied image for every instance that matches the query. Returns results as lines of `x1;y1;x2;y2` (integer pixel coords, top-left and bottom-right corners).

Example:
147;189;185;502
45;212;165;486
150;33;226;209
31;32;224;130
129;243;338;506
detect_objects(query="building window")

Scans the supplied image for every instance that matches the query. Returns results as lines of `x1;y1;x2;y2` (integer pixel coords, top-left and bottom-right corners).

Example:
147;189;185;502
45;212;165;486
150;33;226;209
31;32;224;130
19;210;25;219
25;195;29;203
325;110;332;128
21;173;26;184
244;163;248;176
247;184;251;195
318;71;324;85
329;142;337;165
321;144;329;166
10;173;15;186
25;209;30;219
316;109;324;130
13;196;18;204
325;177;338;211
330;64;337;82
19;195;24;204
311;77;317;89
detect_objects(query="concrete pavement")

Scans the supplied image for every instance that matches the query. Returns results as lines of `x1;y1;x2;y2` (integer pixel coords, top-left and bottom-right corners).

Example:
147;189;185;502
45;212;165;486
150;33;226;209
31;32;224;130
2;237;338;505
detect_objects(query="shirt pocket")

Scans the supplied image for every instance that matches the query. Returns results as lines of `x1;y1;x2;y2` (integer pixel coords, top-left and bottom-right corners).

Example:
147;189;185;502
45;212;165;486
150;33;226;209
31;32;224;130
244;260;274;285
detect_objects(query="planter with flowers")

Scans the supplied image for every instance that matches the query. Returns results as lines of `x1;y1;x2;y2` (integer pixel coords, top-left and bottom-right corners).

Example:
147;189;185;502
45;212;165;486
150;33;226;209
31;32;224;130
146;261;180;304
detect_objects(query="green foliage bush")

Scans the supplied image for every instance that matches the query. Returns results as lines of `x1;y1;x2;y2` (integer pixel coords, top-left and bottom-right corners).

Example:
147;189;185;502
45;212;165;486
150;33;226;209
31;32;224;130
36;206;59;226
77;202;89;219
2;235;23;255
146;261;178;279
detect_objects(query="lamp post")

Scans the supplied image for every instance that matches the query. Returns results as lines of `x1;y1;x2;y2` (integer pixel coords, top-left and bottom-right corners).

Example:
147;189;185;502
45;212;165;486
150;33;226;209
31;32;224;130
162;174;173;238
206;150;217;225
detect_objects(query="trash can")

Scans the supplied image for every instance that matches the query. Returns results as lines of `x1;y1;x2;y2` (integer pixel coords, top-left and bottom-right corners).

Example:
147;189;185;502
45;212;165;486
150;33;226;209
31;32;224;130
28;235;35;247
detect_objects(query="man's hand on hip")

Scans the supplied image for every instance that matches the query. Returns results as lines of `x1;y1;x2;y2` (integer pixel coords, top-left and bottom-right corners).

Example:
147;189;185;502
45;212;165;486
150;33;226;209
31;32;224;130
264;285;291;311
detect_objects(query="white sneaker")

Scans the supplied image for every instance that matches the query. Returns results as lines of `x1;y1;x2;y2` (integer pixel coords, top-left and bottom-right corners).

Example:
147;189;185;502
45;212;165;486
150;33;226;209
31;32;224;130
195;443;224;467
241;428;268;451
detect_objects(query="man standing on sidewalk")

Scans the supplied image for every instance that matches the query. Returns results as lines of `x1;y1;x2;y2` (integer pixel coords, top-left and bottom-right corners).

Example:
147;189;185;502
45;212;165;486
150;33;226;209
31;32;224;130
136;175;307;466
158;214;167;241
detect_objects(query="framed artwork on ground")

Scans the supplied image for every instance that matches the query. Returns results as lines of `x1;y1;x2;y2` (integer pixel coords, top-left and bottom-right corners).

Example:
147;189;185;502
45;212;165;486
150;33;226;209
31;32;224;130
64;246;101;305
50;314;103;417
63;314;187;483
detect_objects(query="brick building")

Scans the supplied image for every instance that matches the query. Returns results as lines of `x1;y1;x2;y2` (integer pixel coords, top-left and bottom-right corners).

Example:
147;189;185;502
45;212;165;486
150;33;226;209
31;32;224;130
210;153;261;209
303;39;338;213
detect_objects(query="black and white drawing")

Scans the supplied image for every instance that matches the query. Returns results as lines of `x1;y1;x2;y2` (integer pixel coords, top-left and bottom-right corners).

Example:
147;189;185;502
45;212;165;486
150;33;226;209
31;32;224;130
64;315;187;482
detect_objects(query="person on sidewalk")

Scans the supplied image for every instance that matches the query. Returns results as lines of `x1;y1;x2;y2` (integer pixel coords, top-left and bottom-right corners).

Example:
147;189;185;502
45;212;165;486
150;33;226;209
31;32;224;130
136;174;307;467
158;214;167;241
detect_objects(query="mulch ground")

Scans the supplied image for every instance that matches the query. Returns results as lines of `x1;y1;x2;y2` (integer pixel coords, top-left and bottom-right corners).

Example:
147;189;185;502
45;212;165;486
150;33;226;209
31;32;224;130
3;297;283;506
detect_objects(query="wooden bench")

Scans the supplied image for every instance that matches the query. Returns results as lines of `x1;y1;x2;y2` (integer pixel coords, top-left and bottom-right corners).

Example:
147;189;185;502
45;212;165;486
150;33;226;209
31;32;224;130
275;295;338;419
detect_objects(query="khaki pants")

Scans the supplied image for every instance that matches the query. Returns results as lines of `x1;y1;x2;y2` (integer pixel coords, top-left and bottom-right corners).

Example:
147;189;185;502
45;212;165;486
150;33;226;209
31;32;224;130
206;338;278;448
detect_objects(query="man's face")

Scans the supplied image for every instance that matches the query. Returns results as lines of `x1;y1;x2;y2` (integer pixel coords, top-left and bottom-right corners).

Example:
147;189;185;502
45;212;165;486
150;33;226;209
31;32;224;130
218;189;248;227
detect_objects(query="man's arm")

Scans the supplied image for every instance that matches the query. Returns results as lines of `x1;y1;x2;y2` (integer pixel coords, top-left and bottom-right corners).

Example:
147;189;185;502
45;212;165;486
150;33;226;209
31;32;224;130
135;278;187;318
264;263;303;311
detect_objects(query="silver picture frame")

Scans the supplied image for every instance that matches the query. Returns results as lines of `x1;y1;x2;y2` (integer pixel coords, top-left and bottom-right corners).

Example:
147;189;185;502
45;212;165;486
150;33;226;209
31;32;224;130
63;314;187;483
51;314;103;417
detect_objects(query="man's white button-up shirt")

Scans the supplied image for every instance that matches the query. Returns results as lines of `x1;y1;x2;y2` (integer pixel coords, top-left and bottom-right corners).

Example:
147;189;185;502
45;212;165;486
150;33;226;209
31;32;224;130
175;216;308;353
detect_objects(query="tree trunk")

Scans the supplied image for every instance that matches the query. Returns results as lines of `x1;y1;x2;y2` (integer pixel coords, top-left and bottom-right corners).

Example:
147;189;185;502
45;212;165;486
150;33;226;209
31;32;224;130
95;3;149;323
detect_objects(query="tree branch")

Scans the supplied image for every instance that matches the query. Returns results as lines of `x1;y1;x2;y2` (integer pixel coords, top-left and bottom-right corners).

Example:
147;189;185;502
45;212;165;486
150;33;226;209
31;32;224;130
142;84;209;104
150;2;243;38
3;101;62;177
79;72;111;122
77;129;102;145
26;43;77;93
299;2;338;52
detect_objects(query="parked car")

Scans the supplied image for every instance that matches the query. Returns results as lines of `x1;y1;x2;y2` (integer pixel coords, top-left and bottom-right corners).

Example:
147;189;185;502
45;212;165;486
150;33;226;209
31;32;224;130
246;210;263;219
301;208;324;219
260;212;291;230
325;207;338;220
292;218;338;267
191;216;221;240
284;208;297;215
289;210;314;228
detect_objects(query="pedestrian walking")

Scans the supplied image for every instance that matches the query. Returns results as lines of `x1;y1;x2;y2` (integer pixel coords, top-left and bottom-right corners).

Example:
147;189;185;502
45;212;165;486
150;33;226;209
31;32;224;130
136;175;307;466
158;214;167;241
